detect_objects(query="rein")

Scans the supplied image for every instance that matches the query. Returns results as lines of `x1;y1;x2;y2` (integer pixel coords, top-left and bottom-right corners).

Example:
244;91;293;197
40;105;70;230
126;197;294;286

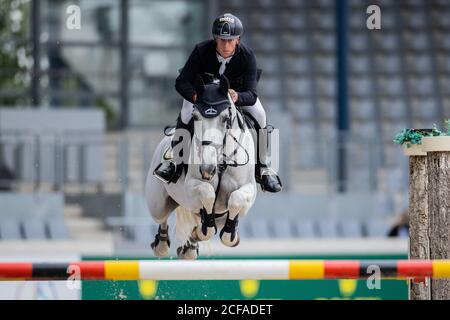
193;104;250;174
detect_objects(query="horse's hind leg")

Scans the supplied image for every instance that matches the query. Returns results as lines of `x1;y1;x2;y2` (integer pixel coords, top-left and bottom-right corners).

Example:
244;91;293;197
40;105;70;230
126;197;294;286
151;222;171;257
220;183;256;247
145;175;177;257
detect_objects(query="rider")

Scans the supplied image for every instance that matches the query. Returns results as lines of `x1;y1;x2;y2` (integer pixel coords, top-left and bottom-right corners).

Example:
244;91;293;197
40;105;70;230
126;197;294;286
153;13;282;193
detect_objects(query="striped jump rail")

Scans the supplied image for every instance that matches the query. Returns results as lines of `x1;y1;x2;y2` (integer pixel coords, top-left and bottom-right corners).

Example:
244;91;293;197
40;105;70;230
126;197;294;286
1;260;450;281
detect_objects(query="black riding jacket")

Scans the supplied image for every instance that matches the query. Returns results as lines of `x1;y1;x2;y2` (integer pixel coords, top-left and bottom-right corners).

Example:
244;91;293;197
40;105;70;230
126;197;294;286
175;40;258;107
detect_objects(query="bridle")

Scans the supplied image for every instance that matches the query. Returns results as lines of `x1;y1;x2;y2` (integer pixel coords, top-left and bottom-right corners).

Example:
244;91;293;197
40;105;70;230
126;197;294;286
193;102;250;173
193;95;252;223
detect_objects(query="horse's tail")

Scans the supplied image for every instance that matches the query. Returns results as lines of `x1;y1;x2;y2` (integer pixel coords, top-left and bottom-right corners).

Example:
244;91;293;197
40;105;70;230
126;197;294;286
174;206;198;243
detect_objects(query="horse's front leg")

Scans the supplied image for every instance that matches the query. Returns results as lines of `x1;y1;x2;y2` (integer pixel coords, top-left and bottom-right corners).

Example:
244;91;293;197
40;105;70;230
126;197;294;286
185;178;217;241
221;183;256;247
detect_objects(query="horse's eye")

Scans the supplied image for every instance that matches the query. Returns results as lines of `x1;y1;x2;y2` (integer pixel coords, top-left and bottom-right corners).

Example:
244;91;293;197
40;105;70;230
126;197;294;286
193;113;200;121
222;115;229;123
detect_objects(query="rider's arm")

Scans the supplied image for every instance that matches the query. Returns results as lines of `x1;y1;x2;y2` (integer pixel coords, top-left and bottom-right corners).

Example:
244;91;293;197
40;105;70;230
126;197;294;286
235;51;258;107
175;46;200;103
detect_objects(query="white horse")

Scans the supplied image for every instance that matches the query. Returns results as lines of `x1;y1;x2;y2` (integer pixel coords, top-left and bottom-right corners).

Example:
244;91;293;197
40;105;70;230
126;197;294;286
144;75;257;259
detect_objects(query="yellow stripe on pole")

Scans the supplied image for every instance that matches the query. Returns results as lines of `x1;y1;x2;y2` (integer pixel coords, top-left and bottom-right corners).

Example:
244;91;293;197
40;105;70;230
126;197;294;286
289;260;324;279
105;261;140;280
432;260;450;279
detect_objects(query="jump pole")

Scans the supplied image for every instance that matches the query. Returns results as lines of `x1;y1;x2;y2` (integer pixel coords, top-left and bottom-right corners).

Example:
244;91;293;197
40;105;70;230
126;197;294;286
1;260;450;281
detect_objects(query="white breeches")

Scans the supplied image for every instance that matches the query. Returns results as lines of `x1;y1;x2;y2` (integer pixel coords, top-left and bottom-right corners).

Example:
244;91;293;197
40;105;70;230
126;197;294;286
180;97;267;129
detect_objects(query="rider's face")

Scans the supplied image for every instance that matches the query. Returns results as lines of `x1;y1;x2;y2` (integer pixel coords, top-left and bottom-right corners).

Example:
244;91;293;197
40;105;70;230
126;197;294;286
215;37;240;58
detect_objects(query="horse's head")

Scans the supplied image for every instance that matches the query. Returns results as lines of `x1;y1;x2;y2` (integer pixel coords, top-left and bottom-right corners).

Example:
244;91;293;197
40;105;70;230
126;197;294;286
192;75;234;181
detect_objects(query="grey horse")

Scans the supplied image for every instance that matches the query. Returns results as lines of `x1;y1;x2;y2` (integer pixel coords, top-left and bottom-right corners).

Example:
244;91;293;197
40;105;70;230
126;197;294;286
144;75;257;259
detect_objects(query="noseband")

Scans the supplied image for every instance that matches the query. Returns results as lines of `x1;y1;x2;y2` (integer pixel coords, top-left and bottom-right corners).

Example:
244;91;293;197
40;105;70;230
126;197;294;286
194;105;249;171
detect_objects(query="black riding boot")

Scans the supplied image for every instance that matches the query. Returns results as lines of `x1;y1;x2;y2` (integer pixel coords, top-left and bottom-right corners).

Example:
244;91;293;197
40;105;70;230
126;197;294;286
153;116;191;183
256;126;282;193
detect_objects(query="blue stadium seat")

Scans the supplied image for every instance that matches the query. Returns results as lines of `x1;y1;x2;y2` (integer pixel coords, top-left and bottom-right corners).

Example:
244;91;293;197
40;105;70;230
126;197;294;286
316;219;339;238
258;77;279;97
314;55;335;74
318;98;335;120
375;54;402;74
0;219;22;240
293;219;316;238
412;97;439;120
350;55;371;73
249;12;276;30
281;34;309;52
257;55;279;74
316;77;335;96
47;219;70;239
339;219;363;237
22;219;47;240
271;219;297;238
313;12;334;29
406;54;432;74
133;223;155;243
247;219;271;238
285;56;309;74
312;33;335;51
379;76;404;96
365;219;391;237
351;98;375;121
403;32;429;50
410;77;434;96
280;12;306;29
374;33;399;51
380;12;397;29
287;78;312;96
288;99;314;121
350;77;372;96
381;98;407;120
350;34;369;52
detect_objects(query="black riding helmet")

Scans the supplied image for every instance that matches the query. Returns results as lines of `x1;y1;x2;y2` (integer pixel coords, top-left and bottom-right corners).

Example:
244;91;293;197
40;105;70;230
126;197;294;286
211;13;243;39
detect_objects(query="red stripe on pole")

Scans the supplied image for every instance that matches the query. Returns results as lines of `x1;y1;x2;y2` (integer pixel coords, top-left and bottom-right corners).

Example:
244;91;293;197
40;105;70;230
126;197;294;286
397;260;433;278
0;263;33;279
324;260;360;278
69;262;105;280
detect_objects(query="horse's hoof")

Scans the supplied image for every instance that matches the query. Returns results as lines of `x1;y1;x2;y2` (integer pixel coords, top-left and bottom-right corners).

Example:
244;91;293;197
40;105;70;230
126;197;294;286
193;225;216;241
151;226;170;257
176;241;199;260
220;230;240;247
151;239;170;257
220;214;240;247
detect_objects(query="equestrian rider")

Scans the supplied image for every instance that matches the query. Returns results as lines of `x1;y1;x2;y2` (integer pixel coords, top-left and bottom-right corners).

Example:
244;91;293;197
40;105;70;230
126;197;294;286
153;13;282;193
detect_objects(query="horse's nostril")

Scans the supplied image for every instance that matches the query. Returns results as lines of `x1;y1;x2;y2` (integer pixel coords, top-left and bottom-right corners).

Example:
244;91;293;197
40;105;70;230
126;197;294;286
200;164;216;180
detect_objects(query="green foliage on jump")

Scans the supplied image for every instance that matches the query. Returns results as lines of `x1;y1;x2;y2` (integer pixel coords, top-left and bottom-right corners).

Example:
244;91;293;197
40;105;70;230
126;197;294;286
394;119;450;147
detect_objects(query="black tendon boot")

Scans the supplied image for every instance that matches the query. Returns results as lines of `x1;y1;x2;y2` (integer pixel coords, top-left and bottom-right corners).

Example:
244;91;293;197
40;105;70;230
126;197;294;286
153;115;191;183
256;126;282;193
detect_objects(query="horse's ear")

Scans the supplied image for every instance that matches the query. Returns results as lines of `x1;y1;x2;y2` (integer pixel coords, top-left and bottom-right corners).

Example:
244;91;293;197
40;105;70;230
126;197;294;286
194;75;204;97
219;75;230;96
